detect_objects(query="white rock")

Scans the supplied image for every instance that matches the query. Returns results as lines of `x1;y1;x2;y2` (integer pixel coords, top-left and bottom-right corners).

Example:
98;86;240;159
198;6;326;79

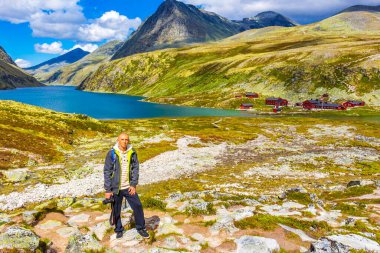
235;235;280;253
68;214;90;226
279;224;316;242
311;234;380;252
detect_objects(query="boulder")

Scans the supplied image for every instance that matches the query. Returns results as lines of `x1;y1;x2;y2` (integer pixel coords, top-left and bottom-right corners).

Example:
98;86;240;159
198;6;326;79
37;220;62;230
2;169;29;182
157;217;183;236
0;226;40;252
22;211;38;225
68;213;90;226
235;235;280;253
57;197;75;209
311;234;380;252
145;215;160;231
90;221;111;240
65;233;104;253
347;180;374;187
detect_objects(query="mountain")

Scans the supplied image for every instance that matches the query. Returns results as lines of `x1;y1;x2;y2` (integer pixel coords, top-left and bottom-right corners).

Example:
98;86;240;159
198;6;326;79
112;0;241;60
0;46;43;89
79;10;380;107
0;46;16;66
26;48;90;74
234;11;297;31
339;5;380;13
35;41;123;85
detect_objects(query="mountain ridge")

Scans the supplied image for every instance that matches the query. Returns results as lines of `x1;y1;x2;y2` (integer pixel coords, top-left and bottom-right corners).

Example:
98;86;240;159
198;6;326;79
26;48;90;74
79;10;380;107
0;46;43;89
111;0;296;59
35;41;123;85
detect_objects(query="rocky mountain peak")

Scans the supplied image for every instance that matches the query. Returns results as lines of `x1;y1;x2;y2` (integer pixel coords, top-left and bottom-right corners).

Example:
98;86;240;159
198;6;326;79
0;46;16;66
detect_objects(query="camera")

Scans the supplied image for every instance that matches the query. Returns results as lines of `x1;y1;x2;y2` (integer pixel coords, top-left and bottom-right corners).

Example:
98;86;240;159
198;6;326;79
102;195;115;205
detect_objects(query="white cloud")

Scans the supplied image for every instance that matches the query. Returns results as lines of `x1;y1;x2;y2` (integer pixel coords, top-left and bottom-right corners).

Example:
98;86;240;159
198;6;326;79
0;0;82;24
15;58;32;68
0;1;141;42
35;41;99;55
77;11;141;42
34;41;65;54
182;0;380;21
62;43;99;54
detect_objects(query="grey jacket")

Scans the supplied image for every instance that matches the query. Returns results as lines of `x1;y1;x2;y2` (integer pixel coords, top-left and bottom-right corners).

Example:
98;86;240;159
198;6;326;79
103;145;140;194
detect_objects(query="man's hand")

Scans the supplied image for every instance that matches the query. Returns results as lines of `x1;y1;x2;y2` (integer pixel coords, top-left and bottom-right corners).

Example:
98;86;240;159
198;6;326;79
128;186;136;196
105;192;113;199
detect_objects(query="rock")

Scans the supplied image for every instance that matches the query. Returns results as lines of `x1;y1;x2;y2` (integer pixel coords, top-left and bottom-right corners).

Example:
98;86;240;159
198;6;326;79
145;215;160;231
35;200;57;211
0;226;40;252
343;217;356;226
156;218;183;237
68;213;90;226
231;206;255;221
122;228;143;246
2;169;29;182
282;201;305;209
22;211;38;225
57;197;75;209
235;235;280;253
191;233;205;243
347;180;374;187
95;213;110;221
311;234;380;252
37;220;62;229
259;195;271;202
261;204;302;216
165;192;184;202
65;233;104;253
163;236;180;249
56;227;80;238
90;221;111;240
210;214;238;235
0;215;11;226
279;224;316;242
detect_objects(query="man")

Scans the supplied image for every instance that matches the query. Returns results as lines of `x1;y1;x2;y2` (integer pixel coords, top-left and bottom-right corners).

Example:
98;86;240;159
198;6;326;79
103;133;149;239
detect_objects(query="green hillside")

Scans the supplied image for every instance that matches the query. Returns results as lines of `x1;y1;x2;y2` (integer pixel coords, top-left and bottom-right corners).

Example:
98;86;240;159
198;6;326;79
79;11;380;108
0;101;113;169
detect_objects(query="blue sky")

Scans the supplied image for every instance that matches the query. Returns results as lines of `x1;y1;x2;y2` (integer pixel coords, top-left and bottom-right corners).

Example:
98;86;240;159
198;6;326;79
0;0;378;67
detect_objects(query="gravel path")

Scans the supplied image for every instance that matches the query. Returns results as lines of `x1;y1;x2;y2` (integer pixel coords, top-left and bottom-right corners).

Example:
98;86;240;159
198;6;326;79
0;136;227;210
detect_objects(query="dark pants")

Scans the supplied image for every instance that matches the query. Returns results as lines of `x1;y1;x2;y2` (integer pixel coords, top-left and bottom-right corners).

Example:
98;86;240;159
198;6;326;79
113;188;146;232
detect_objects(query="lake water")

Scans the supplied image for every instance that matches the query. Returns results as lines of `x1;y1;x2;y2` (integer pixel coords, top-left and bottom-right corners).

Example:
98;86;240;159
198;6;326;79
0;86;248;119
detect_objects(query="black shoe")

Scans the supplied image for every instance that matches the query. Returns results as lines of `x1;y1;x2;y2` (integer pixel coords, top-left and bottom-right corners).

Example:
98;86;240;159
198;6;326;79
116;231;123;239
137;229;150;239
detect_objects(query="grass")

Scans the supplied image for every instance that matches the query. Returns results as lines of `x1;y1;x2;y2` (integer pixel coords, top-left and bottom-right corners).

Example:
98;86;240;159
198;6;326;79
141;197;167;211
234;213;331;238
0;101;114;169
285;192;312;205
323;185;376;201
332;202;366;216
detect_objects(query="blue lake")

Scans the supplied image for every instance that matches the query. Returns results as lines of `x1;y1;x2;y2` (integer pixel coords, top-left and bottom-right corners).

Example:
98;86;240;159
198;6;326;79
0;86;248;119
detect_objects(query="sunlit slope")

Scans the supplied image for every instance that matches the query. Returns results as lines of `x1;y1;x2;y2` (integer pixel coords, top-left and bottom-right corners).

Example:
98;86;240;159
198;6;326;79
36;41;123;85
80;11;380;108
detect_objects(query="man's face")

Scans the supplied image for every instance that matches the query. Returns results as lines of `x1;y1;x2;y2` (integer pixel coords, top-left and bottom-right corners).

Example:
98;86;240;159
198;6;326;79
118;134;129;150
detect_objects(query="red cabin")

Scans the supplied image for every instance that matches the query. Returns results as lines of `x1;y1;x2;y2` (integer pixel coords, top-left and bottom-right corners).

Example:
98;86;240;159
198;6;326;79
240;103;253;110
245;92;259;99
303;99;346;110
265;97;288;106
343;100;365;108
